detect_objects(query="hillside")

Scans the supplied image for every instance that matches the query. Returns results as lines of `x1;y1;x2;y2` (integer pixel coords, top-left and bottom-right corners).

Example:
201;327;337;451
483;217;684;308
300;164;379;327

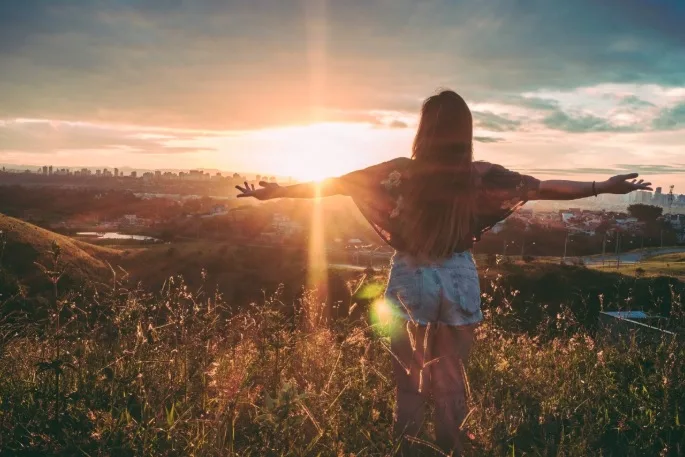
0;213;120;299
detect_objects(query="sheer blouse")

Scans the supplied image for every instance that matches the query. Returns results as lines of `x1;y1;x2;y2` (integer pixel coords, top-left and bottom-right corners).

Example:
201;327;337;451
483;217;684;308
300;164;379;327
336;157;540;253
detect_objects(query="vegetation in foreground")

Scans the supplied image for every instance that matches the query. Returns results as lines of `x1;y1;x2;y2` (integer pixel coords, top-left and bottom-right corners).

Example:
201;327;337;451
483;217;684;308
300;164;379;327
1;244;683;456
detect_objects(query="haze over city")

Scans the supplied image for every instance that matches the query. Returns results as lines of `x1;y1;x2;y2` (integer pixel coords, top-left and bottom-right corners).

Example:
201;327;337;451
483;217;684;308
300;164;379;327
1;0;684;187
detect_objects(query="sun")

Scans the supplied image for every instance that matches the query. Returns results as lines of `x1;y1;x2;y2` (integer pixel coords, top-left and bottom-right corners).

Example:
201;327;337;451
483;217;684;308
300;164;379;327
250;122;372;182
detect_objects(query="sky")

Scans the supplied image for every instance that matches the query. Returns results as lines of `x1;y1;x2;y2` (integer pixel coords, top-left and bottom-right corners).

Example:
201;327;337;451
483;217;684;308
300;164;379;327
0;0;684;188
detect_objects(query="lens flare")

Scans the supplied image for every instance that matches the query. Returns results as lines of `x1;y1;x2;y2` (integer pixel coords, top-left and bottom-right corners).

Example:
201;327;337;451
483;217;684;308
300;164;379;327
370;298;395;336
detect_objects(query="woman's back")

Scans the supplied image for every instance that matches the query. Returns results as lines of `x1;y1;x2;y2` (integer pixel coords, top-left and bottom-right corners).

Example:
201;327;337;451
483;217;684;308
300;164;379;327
337;156;540;260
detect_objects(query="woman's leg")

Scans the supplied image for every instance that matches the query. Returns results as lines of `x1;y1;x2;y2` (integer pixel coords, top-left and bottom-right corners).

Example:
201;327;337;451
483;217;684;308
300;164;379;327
390;321;430;454
430;323;475;455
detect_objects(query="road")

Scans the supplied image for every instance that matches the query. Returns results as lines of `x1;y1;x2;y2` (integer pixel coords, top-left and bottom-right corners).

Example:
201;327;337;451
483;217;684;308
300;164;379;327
582;247;685;266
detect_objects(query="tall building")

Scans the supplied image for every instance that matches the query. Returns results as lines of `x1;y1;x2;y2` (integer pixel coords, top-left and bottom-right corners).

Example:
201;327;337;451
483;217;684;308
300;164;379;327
130;171;137;178
42;166;48;175
48;165;53;176
633;190;652;204
114;168;119;177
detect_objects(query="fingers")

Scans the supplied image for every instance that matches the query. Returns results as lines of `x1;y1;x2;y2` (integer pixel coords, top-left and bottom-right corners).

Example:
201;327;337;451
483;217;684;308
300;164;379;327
235;185;246;193
618;173;639;181
259;180;270;187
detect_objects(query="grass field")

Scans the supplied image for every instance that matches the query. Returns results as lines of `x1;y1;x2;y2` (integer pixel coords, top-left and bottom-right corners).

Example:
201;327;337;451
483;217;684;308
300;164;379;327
1;215;684;455
0;268;683;456
589;253;685;280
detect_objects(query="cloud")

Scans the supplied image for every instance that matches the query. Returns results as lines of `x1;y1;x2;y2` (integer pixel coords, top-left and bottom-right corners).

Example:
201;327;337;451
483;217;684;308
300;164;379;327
616;164;685;175
0;119;215;154
542;110;640;133
388;119;409;129
652;102;685;130
526;164;685;176
619;95;656;108
498;95;560;111
1;1;685;129
474;136;505;143
473;111;521;132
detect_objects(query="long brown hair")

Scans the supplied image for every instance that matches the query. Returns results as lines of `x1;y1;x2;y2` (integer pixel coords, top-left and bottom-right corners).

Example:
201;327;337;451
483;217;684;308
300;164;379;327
400;90;476;259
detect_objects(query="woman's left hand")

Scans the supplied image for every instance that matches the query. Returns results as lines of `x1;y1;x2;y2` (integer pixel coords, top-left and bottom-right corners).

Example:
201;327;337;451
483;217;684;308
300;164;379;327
600;174;653;194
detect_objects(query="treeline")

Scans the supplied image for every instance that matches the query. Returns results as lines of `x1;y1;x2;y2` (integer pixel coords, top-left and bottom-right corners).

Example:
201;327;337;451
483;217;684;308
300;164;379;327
0;186;245;229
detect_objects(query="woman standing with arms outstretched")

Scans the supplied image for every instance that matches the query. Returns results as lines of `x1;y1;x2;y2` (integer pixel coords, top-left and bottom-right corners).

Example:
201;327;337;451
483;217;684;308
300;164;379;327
236;90;652;455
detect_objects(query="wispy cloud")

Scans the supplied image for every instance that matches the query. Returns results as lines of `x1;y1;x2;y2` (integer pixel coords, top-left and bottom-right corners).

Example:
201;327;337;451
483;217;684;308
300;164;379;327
474;136;505;143
473;111;521;132
542;110;641;133
619;95;656;108
525;164;685;176
652;102;685;130
0;119;215;154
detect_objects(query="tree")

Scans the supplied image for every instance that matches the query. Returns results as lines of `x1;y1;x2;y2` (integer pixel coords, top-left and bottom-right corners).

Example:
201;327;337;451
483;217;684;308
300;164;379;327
628;204;662;222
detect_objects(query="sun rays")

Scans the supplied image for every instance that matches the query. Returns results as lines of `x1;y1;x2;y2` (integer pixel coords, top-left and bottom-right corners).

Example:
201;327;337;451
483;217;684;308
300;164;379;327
305;182;329;325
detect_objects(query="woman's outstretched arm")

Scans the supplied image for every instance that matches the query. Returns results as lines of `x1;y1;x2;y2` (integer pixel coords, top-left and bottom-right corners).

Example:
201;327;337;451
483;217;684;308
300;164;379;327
532;173;653;200
236;158;406;200
235;178;345;200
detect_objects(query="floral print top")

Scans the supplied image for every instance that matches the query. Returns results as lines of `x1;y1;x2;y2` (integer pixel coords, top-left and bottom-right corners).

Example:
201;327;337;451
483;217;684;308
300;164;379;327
337;157;540;253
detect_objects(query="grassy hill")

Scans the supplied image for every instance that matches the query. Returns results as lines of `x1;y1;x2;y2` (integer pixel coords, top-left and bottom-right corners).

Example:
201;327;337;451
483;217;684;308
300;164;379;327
0;213;120;301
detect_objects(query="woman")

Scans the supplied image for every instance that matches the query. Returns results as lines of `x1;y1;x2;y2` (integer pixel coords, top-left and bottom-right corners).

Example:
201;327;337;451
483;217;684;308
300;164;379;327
236;90;652;454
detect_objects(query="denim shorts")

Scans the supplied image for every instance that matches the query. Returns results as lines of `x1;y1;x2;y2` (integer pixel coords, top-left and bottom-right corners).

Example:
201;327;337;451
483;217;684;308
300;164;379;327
384;251;483;326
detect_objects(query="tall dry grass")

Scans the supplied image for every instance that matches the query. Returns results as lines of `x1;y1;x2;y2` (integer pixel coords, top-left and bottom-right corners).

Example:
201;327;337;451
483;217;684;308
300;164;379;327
0;243;683;456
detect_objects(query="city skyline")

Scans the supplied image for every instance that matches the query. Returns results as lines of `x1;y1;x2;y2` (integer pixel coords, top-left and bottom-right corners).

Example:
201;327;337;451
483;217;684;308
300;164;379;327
1;1;685;187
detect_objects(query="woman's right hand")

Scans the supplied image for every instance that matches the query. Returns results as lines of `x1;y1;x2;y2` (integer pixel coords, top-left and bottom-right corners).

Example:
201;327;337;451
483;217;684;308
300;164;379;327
235;181;281;200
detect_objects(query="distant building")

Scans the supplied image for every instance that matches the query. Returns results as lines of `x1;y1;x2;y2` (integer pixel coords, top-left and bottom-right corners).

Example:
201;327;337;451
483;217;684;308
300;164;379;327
114;168;119;177
42;166;48;175
48;165;53;176
130;171;137;178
